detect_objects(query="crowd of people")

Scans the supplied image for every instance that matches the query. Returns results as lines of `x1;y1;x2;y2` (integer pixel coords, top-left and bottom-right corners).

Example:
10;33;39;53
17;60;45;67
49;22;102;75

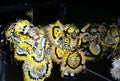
4;19;120;81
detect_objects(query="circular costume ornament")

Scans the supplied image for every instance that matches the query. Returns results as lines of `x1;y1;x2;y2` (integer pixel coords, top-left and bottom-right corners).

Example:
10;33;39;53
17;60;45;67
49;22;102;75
61;50;86;75
50;46;65;64
23;55;52;81
46;20;64;46
89;41;101;56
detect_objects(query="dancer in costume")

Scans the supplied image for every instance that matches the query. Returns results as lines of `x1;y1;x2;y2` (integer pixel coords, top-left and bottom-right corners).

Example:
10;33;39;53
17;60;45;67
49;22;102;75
23;25;52;81
60;24;86;77
6;20;33;61
46;21;86;78
6;20;52;81
46;20;65;64
80;23;101;61
101;23;119;59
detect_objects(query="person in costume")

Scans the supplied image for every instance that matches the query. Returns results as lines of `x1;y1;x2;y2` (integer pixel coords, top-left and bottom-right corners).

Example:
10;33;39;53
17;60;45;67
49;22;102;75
80;23;101;61
46;20;86;78
46;20;66;65
101;23;119;59
22;25;52;81
6;20;52;81
60;24;86;77
6;20;34;61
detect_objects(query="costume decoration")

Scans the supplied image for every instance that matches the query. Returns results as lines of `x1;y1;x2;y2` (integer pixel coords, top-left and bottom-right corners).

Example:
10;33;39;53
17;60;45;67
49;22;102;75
23;55;52;81
50;46;65;64
46;20;64;46
61;49;86;77
89;41;101;56
14;42;32;61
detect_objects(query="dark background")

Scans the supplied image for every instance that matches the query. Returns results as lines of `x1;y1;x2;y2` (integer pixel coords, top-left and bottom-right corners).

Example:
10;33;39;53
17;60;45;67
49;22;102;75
0;0;120;26
0;0;119;81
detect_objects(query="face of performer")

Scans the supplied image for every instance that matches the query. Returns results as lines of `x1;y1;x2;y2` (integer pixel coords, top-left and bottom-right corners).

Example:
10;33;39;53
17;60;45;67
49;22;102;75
28;27;40;40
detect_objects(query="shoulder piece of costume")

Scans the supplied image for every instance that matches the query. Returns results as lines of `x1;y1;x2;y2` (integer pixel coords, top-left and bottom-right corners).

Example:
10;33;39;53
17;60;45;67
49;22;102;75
14;20;33;33
14;41;32;61
50;45;65;64
103;26;119;49
14;20;33;41
46;20;64;46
